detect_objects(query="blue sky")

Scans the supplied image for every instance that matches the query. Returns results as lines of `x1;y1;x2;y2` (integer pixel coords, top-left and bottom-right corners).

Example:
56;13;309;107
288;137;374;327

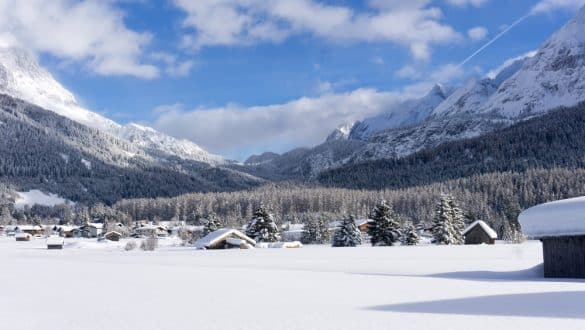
2;0;584;160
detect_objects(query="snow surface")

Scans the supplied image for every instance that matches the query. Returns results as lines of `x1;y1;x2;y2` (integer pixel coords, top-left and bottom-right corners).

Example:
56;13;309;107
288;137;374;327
463;220;498;239
14;190;71;209
519;196;585;238
0;237;584;330
46;235;64;246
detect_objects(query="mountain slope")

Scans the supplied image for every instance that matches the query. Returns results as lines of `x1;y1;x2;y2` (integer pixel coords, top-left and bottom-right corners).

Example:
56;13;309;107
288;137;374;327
0;94;263;204
0;47;223;165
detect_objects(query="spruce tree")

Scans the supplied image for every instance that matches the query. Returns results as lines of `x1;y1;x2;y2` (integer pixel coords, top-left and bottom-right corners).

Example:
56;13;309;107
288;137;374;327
368;200;401;246
332;215;362;247
245;205;280;242
449;198;466;245
202;212;222;236
402;222;420;246
301;216;317;244
432;195;466;245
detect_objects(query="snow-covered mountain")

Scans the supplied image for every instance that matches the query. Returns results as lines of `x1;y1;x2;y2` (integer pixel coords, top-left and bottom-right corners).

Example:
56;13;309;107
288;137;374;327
0;47;223;165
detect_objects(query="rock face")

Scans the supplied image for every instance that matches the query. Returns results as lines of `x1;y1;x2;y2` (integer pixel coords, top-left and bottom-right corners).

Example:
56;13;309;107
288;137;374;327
0;47;223;165
252;6;585;177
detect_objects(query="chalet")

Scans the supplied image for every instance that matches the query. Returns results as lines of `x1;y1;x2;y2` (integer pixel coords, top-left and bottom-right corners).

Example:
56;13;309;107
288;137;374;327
329;219;372;233
463;220;498;245
15;225;44;236
15;232;32;241
195;229;256;250
134;224;168;237
46;235;64;249
52;225;77;238
519;196;585;278
77;223;104;238
104;231;123;242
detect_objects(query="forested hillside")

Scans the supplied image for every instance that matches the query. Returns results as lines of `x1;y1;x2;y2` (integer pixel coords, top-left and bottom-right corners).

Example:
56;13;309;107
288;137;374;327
317;103;585;189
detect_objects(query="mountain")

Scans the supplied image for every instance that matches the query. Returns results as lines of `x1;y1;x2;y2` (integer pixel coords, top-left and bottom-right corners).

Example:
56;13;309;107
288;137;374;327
0;47;223;165
0;94;263;204
248;6;585;178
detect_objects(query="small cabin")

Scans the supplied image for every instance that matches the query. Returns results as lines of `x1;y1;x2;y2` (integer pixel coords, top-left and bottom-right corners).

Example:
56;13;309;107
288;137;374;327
46;235;64;249
195;229;256;250
104;231;123;242
15;232;32;241
519;196;585;279
15;225;44;236
463;220;497;245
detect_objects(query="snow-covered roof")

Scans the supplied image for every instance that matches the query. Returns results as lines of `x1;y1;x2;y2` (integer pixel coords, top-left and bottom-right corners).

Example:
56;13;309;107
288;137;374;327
15;232;31;238
16;225;43;231
46;235;64;245
519;196;585;238
104;231;122;236
195;229;256;249
463;220;497;239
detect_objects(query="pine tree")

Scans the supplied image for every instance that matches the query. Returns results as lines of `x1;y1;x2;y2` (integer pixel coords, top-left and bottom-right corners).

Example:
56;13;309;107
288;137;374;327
368;200;401;246
332;215;362;247
302;215;331;244
202;212;222;236
301;217;317;244
0;205;14;225
402;222;420;246
245;205;280;242
432;195;466;245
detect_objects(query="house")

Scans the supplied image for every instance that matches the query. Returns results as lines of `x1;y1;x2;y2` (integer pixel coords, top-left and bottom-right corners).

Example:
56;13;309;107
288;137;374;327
15;225;44;236
15;232;32;241
519;196;585;278
52;225;78;238
134;224;168;237
195;229;256;249
355;219;372;233
77;223;104;238
104;231;123;241
46;235;64;249
281;223;304;242
463;220;498;245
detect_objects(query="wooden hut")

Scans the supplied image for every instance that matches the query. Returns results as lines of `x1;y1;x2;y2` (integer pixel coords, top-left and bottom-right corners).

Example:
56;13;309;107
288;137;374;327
15;232;32;241
16;225;44;236
104;231;123;241
195;229;256;250
519;196;585;278
463;220;497;245
46;235;64;249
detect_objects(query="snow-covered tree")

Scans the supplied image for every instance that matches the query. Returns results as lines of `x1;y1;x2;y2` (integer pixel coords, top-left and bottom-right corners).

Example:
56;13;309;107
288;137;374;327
432;195;465;245
202;212;222;236
245;205;280;242
301;215;331;244
0;205;14;225
401;221;420;246
332;215;362;247
368;200;401;246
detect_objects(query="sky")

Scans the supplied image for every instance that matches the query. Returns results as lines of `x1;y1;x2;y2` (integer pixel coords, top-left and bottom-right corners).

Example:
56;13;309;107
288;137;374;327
0;0;584;160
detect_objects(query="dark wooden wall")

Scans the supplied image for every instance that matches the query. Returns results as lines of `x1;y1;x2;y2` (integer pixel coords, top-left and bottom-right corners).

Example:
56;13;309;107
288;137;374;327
542;235;585;278
464;226;495;245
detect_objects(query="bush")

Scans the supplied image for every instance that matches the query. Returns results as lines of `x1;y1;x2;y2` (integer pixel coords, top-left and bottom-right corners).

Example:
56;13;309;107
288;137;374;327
124;241;137;251
140;236;158;251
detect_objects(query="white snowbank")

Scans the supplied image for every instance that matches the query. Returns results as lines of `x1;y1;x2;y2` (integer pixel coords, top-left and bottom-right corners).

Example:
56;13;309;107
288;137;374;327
14;190;72;209
519;196;585;238
256;241;303;249
463;221;498;239
46;235;64;246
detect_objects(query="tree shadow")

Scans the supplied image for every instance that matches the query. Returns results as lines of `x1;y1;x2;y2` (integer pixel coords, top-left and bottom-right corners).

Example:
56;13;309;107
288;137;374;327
367;291;585;319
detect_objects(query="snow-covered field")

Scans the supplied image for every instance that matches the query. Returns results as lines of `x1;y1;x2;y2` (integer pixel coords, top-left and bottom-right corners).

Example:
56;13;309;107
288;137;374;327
1;237;584;330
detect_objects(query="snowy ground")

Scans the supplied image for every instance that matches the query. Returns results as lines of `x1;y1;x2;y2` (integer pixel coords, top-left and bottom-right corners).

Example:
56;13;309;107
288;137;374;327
1;237;584;330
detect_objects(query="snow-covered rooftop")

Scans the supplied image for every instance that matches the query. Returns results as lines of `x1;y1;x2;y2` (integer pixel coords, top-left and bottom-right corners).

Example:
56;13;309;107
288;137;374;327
519;196;585;238
195;229;255;249
463;220;497;239
46;235;64;245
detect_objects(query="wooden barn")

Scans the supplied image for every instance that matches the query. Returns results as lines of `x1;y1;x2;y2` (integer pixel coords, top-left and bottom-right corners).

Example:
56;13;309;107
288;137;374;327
519;196;585;278
46;235;64;249
15;232;32;241
15;225;44;236
104;231;123;241
463;220;497;245
195;229;256;250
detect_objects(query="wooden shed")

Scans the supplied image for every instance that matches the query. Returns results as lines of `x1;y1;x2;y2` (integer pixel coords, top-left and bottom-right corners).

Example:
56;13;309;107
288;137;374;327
195;229;256;250
46;235;64;249
519;196;585;278
463;220;497;245
15;232;32;241
104;231;123;241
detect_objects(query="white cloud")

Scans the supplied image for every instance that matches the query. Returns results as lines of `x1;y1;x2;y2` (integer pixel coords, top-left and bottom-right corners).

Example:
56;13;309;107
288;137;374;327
0;0;158;78
445;0;489;7
396;63;466;83
172;0;461;60
151;52;196;77
152;88;418;158
531;0;585;14
468;26;488;41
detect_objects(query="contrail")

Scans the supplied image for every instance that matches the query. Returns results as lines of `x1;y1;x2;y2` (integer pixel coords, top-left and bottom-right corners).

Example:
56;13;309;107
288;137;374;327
459;13;531;67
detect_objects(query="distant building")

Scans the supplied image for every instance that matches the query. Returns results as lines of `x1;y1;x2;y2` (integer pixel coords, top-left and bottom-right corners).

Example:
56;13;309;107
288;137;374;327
195;229;256;250
15;225;44;236
519;196;585;279
15;232;32;241
46;235;64;249
463;220;498;245
104;231;123;242
77;223;104;238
